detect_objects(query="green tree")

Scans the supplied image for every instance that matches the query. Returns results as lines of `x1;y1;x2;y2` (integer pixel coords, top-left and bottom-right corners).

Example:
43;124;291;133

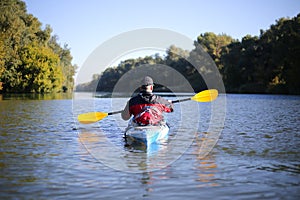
0;39;5;91
19;43;63;93
48;36;76;92
222;35;268;93
0;0;75;93
197;32;235;70
259;15;300;94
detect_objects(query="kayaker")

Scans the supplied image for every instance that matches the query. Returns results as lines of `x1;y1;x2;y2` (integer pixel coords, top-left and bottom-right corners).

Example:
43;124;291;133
121;76;173;125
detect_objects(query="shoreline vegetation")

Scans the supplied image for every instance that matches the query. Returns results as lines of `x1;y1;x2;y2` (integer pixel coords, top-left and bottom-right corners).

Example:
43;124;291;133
0;0;76;94
1;0;299;95
76;13;300;95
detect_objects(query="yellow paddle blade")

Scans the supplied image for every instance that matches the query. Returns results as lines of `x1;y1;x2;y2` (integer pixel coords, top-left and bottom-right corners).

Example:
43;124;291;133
77;112;108;124
191;89;218;102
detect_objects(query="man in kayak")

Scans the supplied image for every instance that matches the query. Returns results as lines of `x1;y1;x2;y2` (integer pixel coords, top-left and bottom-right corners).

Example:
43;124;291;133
121;76;173;125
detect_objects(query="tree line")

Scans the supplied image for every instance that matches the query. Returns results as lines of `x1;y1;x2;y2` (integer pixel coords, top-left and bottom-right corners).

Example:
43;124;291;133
77;13;300;94
1;0;299;94
0;0;76;93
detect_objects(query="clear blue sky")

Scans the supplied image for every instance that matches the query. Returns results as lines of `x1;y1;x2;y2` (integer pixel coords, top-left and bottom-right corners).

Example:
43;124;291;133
24;0;299;81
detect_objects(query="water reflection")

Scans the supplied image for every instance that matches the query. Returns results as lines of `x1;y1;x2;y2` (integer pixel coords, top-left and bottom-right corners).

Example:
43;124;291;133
77;129;170;172
0;98;76;199
195;158;219;187
193;132;219;187
124;138;168;156
1;93;72;100
78;132;103;143
257;163;300;174
139;172;155;197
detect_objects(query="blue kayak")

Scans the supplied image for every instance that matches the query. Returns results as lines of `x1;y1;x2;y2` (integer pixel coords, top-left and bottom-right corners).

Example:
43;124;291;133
124;120;169;146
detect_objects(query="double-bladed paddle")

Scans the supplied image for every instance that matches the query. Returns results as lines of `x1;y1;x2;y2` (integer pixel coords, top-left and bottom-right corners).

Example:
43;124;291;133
77;89;218;124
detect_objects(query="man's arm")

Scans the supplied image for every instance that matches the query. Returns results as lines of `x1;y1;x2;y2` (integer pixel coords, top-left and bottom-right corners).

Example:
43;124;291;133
157;96;174;112
121;102;131;120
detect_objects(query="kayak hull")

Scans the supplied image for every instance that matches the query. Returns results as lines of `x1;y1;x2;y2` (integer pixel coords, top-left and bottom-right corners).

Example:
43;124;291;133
125;122;169;146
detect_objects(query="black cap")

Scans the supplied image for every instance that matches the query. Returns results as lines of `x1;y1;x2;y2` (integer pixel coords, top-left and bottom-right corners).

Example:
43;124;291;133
141;76;154;86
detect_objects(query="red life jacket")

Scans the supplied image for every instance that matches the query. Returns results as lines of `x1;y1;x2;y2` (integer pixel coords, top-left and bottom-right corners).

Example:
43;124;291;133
128;92;173;125
133;105;163;125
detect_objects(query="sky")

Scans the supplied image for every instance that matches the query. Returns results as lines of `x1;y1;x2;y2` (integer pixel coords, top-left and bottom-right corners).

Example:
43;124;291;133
23;0;300;83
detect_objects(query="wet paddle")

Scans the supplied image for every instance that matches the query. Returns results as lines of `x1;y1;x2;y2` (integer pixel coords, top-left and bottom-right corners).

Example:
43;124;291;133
77;89;218;124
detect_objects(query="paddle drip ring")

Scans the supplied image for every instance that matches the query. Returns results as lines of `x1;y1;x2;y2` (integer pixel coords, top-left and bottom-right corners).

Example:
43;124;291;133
73;28;226;173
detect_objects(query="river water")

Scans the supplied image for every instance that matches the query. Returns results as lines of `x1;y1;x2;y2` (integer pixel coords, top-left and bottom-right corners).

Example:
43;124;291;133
0;93;299;199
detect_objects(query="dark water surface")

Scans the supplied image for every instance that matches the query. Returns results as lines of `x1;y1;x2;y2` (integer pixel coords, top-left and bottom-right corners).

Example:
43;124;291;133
0;93;299;199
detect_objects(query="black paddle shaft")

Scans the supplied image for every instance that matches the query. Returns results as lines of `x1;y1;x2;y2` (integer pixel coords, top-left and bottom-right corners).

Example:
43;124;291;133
108;110;123;115
172;97;191;104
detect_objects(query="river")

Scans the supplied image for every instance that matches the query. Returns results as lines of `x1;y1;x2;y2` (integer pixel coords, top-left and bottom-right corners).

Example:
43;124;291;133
0;93;299;199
